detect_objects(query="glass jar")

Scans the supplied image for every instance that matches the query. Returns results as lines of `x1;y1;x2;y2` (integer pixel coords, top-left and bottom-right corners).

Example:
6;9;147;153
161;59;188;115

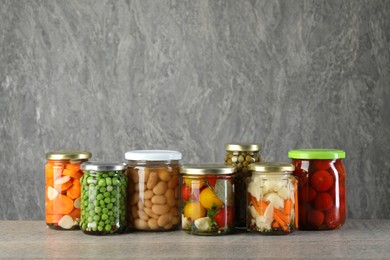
224;143;261;228
247;162;297;235
288;149;346;230
180;164;236;236
45;150;91;230
80;162;127;235
125;150;182;231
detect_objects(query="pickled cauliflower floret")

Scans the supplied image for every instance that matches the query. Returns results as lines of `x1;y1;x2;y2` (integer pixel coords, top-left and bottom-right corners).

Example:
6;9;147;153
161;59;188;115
264;193;284;210
194;217;212;231
181;214;191;229
248;178;262;201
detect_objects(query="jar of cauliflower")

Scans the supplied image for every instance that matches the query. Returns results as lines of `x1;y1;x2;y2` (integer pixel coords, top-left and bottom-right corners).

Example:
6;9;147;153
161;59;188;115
247;162;297;235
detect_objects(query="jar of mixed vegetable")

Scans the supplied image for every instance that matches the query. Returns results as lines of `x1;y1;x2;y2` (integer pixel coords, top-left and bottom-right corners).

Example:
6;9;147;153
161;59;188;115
247;162;297;235
288;149;346;230
180;164;236;236
45;150;91;230
224;143;261;228
125;150;182;231
80;162;127;235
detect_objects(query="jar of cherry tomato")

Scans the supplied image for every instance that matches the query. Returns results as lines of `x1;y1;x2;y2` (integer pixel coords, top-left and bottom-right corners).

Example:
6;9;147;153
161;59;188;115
180;164;236;236
247;162;297;235
224;143;261;228
288;149;346;230
45;150;91;230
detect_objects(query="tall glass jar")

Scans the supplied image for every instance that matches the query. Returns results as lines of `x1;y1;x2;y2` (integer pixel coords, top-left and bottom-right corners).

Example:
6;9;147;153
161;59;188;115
180;164;236;236
224;143;261;228
288;149;346;230
247;162;297;235
45;150;91;230
80;162;127;235
125;150;182;231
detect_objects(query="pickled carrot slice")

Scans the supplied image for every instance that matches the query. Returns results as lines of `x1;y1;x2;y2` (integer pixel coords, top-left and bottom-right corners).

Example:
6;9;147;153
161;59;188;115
62;168;82;180
54;180;73;192
52;195;74;215
68;208;80;220
46;214;63;223
66;180;80;199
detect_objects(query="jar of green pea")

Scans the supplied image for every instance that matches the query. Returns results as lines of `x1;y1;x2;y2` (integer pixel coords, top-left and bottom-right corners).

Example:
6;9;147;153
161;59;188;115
80;162;127;235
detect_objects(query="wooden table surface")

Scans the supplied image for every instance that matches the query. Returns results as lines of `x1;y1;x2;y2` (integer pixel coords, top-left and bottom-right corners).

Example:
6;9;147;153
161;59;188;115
1;220;389;259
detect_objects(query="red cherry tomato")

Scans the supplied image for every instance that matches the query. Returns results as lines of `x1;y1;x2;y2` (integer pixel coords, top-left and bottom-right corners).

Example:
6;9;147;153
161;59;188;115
181;184;192;201
314;192;334;211
214;206;233;228
207;176;217;187
313;160;332;170
325;208;340;229
308;210;324;228
299;186;317;202
310;170;333;192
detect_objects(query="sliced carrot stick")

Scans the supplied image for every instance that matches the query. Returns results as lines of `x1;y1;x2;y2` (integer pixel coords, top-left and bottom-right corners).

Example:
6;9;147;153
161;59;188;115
275;208;291;224
52;195;74;215
66;181;80;199
46;214;63;223
250;195;268;216
68;208;80;220
274;212;289;232
284;199;293;215
62;168;82;180
294;180;299;229
54;180;73;192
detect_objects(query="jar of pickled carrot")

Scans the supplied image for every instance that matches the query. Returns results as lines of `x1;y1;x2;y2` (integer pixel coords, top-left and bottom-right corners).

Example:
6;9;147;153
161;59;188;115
247;162;297;235
180;164;236;236
45;150;91;230
224;143;261;228
288;149;346;230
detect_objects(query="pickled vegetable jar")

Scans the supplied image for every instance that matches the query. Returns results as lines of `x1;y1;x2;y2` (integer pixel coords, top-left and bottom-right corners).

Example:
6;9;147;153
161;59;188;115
125;150;182;231
247;162;297;235
180;164;236;236
45;150;91;230
80;162;127;235
224;143;261;228
288;149;346;230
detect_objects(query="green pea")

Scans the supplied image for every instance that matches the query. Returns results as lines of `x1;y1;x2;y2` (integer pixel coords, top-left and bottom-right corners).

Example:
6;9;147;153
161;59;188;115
112;177;119;186
99;200;105;206
106;178;112;186
105;224;111;232
108;211;113;216
111;190;117;196
96;194;104;200
98;226;104;232
93;200;99;207
102;214;108;220
95;207;102;213
87;204;94;210
107;186;113;192
107;203;113;209
93;215;100;221
105;220;110;225
88;216;93;222
88;210;95;217
99;221;105;227
98;179;106;186
100;187;107;193
102;208;109;214
104;197;111;204
104;192;110;198
111;197;116;203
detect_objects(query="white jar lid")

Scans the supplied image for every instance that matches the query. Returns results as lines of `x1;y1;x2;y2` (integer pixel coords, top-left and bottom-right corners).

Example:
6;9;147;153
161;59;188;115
125;150;182;161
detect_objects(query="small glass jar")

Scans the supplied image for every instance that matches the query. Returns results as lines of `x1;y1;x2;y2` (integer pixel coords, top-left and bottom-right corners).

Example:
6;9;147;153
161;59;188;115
125;150;182;231
288;149;346;230
180;164;236;236
45;150;91;230
224;143;261;228
247;162;297;235
80;162;127;235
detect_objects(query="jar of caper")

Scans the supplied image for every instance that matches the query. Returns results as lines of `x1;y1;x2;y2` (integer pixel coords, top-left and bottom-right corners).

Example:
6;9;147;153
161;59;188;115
224;143;261;228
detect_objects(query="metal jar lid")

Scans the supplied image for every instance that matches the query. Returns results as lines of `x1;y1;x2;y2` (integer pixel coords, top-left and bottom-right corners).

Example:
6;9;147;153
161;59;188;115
249;162;295;173
81;162;127;171
46;150;91;160
180;164;236;175
225;143;262;152
125;150;182;161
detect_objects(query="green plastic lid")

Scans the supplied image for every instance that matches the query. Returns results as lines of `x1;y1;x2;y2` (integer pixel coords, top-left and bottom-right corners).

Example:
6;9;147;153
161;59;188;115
288;149;346;159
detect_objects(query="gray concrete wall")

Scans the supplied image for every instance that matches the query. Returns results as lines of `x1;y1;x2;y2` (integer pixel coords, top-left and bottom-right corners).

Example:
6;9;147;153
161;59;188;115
0;0;389;220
